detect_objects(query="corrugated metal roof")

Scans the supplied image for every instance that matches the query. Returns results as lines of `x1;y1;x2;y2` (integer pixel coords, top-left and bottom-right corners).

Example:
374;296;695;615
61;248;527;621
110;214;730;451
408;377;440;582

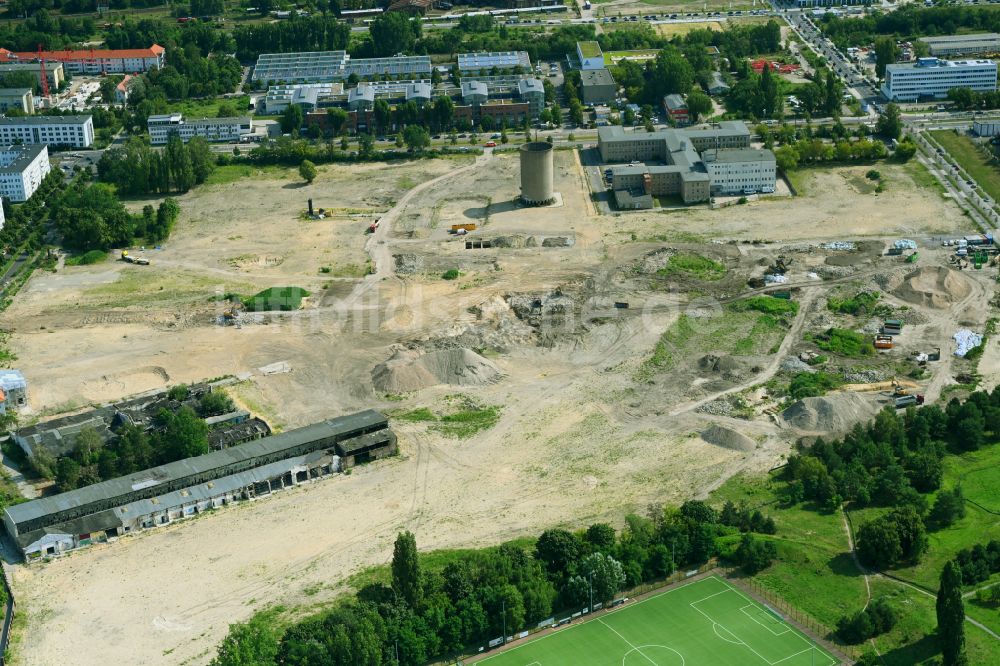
5;410;386;528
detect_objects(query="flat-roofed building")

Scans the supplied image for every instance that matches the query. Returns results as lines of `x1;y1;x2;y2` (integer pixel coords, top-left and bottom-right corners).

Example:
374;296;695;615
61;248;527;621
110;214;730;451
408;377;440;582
919;33;1000;57
0;62;63;90
597;121;751;162
457;51;532;74
581;68;616;104
517;78;545;116
882;58;997;102
0;88;33;114
147;113;252;144
0;115;93;147
577;41;605;70
0;143;50;202
252;51;431;83
703;148;777;195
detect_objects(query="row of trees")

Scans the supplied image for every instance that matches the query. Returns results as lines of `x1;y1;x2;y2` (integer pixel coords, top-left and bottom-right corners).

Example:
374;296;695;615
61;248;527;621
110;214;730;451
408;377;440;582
774;137;891;172
211;501;779;666
98;136;215;195
233;14;352;61
946;86;1000;112
821;5;1000;49
0;8;95;51
51;177;180;251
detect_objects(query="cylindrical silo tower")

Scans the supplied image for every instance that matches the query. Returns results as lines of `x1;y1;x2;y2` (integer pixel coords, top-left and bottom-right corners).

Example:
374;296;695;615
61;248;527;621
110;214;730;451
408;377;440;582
519;141;555;206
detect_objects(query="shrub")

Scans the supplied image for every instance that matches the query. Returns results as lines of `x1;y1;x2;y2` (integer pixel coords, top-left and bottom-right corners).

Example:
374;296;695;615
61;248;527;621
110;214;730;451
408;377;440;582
243;287;310;311
65;249;108;266
657;253;725;281
442;268;460;280
866;169;881;181
827;291;881;316
789;371;843;399
837;598;897;643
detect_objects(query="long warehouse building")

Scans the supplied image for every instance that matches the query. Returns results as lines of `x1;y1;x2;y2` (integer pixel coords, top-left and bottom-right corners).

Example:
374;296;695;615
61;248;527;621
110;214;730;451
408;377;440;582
4;410;397;561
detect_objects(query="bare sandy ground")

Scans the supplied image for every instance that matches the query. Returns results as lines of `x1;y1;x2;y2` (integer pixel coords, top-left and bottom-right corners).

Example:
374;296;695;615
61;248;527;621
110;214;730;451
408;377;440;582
5;152;998;665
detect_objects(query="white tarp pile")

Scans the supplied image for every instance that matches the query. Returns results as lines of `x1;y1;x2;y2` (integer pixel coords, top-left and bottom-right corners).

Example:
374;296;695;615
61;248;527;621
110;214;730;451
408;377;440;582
894;239;918;250
821;241;855;250
953;330;983;357
764;274;789;284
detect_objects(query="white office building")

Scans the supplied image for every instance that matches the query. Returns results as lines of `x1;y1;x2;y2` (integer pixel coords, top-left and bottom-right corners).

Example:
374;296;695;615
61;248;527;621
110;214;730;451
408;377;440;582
576;42;605;71
881;58;998;102
0;144;50;203
702;148;777;196
0;116;93;148
147;114;252;145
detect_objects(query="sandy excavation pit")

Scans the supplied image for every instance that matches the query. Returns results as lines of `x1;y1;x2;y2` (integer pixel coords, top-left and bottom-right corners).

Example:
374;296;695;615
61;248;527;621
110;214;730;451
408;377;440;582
5;150;1000;666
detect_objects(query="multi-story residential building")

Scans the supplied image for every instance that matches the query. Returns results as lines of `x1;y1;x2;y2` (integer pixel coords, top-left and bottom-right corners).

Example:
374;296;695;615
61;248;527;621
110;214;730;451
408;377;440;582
0;62;63;91
0;144;50;202
881;58;998;102
919;33;1000;58
0;88;33;115
517;78;545;117
0;45;165;75
147;114;252;145
0;115;93;148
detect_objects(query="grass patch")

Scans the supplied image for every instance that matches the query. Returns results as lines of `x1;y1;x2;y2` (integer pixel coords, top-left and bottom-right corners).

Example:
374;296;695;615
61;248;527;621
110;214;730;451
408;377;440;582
242;286;309;311
930;129;1000;203
657;253;726;281
164;95;250;119
202;164;289;186
728;295;799;316
807;327;875;358
902;156;947;197
64;249;107;266
390;397;501;439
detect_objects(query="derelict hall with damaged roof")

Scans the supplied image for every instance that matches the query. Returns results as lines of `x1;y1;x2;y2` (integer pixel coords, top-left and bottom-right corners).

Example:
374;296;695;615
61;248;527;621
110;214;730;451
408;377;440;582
4;410;396;561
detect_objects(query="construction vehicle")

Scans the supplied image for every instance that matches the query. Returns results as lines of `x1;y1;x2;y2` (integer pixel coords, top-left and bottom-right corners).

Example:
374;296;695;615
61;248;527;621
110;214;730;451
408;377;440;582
905;251;919;263
895;394;925;408
874;334;894;350
973;249;988;269
451;223;477;233
120;250;150;265
367;218;381;233
222;301;244;325
883;319;903;336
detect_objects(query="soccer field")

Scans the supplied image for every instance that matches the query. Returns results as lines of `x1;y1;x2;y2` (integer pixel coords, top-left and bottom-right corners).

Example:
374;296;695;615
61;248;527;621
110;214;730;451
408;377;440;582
475;576;840;666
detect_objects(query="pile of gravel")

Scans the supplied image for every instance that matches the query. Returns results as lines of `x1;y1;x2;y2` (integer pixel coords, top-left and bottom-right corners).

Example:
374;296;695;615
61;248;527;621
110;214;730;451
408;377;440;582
843;369;885;383
782;392;881;433
701;425;756;452
372;348;503;393
781;357;814;373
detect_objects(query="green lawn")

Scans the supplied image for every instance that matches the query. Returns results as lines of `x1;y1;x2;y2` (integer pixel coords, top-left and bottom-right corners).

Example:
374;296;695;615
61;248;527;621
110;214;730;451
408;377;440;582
164;95;250;119
475;575;837;666
929;130;1000;202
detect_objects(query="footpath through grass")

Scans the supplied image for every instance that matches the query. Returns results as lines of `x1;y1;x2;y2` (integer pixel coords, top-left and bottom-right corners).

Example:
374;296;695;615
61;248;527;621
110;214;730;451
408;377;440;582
930;129;1000;202
476;575;836;666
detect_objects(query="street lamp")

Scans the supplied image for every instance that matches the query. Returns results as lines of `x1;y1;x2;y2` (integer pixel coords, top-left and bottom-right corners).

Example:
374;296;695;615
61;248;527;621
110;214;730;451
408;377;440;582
588;570;594;612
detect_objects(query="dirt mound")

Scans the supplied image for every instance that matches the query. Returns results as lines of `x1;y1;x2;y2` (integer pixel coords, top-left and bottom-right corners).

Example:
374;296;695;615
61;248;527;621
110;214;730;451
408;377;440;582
893;266;971;310
782;392;881;433
698;354;746;379
701;425;755;452
372;348;502;393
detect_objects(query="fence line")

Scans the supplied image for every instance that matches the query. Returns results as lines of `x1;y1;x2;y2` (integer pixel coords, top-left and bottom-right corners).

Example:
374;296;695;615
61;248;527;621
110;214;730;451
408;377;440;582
0;561;15;665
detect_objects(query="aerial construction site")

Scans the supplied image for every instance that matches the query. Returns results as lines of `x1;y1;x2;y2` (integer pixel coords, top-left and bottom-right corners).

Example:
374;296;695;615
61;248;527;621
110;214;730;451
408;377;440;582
2;145;997;664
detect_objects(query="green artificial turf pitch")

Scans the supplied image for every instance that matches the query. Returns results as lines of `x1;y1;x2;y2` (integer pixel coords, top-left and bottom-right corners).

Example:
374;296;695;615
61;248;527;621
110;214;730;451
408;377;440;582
475;575;839;666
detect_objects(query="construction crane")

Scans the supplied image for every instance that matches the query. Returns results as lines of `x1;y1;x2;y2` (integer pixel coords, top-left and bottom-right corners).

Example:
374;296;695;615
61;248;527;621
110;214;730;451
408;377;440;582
37;44;49;98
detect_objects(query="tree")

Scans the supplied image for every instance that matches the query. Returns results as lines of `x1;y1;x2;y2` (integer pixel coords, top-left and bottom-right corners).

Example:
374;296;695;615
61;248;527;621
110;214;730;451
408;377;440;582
930;487;966;528
402;125;430;152
535;529;580;580
369;12;421;58
894;139;917;162
299;159;317;184
165;134;195;192
734;533;776;575
56;456;81;490
875;103;902;141
392;531;422;609
210;614;280;666
326;108;348;136
578;552;625;604
874;37;899;80
947;87;978;111
856;516;902;569
937;560;967;666
186;136;215;184
686;90;713;122
198;390;235;418
280;104;304;134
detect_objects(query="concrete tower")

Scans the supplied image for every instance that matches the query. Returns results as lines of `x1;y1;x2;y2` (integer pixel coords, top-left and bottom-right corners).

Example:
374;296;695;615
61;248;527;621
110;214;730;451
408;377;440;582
519;141;555;205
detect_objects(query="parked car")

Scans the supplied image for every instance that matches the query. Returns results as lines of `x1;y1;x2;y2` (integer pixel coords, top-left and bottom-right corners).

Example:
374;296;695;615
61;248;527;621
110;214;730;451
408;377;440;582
485;141;497;147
